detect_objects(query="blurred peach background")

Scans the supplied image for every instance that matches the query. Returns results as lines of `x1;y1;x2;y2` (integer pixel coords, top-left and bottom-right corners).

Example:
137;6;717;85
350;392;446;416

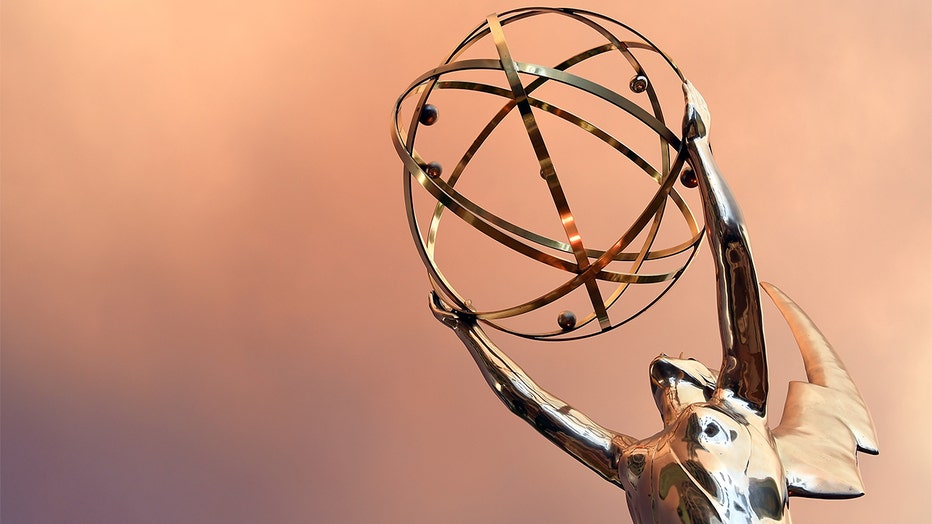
3;1;930;522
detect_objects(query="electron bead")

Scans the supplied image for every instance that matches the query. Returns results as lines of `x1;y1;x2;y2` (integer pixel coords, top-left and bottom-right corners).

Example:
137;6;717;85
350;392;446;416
629;75;649;93
680;167;698;188
419;104;439;126
425;161;443;178
557;310;577;330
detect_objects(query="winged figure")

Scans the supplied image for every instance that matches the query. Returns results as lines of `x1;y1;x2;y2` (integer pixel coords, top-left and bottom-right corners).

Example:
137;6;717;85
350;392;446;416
429;82;878;523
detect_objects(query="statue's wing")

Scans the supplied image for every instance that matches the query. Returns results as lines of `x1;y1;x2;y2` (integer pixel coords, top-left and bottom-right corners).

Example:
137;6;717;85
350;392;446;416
762;282;879;498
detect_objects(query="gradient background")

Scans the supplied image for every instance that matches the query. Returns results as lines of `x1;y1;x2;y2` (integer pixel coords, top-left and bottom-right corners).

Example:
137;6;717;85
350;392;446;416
3;1;930;522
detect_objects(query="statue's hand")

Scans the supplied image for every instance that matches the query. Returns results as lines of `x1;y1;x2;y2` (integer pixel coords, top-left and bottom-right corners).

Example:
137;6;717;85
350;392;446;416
682;80;710;140
429;291;472;330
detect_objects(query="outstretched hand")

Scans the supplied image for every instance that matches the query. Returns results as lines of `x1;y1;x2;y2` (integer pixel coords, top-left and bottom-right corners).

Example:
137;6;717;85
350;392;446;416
429;291;473;330
682;80;711;140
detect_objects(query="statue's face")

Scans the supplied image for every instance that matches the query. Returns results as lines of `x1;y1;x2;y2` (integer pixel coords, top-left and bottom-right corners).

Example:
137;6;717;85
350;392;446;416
649;356;717;425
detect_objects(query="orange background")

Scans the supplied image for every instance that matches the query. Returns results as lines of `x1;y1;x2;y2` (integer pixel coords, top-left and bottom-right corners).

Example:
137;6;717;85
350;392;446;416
3;1;930;522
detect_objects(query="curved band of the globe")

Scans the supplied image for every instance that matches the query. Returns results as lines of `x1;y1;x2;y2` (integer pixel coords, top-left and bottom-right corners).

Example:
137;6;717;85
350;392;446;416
391;9;706;339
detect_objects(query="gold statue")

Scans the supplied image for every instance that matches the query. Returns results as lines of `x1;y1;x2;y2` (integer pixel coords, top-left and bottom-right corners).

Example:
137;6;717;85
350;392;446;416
392;9;877;523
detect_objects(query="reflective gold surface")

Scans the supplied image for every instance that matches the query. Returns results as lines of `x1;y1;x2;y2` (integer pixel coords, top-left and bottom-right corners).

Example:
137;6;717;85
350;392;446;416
404;8;879;523
393;8;702;339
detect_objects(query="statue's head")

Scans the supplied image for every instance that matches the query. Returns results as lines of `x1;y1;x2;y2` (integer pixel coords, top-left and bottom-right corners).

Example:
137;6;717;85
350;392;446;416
648;355;716;425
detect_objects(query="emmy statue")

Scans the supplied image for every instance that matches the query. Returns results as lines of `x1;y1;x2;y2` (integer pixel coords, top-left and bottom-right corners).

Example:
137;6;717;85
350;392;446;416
392;8;877;523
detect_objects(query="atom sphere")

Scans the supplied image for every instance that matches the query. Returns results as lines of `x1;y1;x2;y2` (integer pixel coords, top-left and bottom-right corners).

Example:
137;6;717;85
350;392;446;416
557;311;578;330
419;104;439;126
629;74;649;93
392;8;705;340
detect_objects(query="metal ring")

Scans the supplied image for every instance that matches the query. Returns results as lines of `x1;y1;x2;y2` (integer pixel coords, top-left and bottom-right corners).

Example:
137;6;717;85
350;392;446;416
392;8;701;340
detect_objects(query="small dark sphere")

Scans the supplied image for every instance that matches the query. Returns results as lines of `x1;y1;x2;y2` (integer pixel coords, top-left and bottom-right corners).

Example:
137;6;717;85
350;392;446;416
419;104;439;126
425;161;443;178
680;167;698;188
629;75;649;93
557;310;577;330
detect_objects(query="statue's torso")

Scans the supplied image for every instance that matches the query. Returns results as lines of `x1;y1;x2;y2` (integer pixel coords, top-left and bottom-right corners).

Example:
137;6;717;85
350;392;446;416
620;404;790;524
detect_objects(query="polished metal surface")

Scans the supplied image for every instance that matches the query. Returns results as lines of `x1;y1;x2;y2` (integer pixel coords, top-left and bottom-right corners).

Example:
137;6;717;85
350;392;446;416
396;8;877;523
392;8;702;340
682;82;769;417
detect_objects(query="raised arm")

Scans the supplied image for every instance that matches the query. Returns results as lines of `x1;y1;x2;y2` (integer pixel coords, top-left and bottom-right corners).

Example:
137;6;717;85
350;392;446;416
430;293;634;487
682;81;769;416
